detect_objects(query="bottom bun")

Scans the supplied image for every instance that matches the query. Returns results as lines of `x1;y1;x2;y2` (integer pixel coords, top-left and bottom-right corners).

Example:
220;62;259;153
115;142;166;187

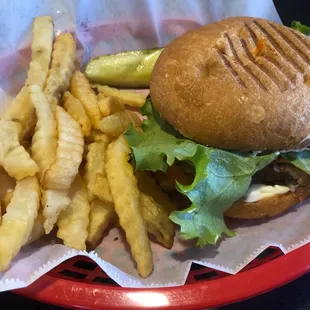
225;184;310;219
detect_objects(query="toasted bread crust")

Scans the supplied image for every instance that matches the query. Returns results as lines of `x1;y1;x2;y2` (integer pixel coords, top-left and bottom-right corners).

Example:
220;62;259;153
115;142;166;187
150;17;310;151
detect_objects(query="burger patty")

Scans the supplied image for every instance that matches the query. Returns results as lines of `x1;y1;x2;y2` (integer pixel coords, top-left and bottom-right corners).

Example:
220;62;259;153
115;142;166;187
225;157;310;219
253;159;310;188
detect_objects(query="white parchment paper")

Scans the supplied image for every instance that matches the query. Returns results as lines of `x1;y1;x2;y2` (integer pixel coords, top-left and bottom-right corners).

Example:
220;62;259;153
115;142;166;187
1;0;308;290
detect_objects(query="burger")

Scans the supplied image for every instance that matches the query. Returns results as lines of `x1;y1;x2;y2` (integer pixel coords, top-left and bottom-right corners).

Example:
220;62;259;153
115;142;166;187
125;17;310;247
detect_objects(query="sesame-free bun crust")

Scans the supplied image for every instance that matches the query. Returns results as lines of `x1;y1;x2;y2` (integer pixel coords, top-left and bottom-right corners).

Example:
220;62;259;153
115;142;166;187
150;17;310;151
224;183;310;219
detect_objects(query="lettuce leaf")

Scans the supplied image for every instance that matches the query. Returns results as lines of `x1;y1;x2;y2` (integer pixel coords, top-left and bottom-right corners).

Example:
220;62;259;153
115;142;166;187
291;21;310;35
282;151;310;174
125;99;277;246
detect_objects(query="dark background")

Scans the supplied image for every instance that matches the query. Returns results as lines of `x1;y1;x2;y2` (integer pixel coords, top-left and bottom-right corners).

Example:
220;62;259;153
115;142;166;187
1;0;310;309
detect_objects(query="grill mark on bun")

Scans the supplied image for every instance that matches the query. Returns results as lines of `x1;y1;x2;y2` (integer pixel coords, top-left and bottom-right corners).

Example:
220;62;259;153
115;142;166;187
244;23;258;43
216;50;246;87
240;39;286;91
268;22;310;66
245;22;298;85
150;17;310;151
290;29;310;49
224;32;267;91
265;55;297;84
253;20;304;74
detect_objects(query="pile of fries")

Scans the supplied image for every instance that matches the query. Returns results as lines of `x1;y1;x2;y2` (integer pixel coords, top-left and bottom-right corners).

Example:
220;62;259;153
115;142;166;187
0;16;176;278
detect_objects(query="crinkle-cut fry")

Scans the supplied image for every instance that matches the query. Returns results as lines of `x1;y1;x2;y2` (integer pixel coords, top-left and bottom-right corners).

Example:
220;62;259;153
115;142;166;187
2;86;32;135
20;108;38;140
42;106;84;190
31;16;54;78
135;171;176;214
42;189;70;234
140;193;175;249
44;33;76;107
97;96;124;117
2;190;13;210
88;173;113;203
99;110;142;137
0;166;15;197
106;135;153;278
85;130;112;144
2;17;53;137
155;164;194;193
3;64;44;140
63;91;91;136
57;175;90;250
21;138;32;152
84;141;108;202
26;61;49;87
71;71;102;129
30;85;57;181
86;199;116;249
0;120;39;180
94;84;146;107
25;214;45;246
0;176;40;271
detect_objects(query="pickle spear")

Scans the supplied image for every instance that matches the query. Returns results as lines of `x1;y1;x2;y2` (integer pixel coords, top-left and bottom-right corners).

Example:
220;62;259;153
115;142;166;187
85;48;163;88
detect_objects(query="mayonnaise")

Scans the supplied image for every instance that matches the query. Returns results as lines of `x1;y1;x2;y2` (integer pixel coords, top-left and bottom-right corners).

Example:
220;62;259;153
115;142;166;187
243;184;290;203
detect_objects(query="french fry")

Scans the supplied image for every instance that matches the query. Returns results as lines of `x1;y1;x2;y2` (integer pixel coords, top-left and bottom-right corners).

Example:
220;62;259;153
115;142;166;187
42;189;70;234
94;85;146;107
30;16;54;79
86;199;115;249
97;96;124;117
63;91;92;136
71;71;102;129
0;120;39;180
0;167;15;196
44;33;76;107
106;135;153;278
2;87;30;130
21;138;32;152
154;164;194;193
135;171;176;248
140;193;175;249
16;16;54;138
57;175;90;250
2;16;53;138
30;85;57;181
85;130;112;144
99;110;142;137
2;190;13;210
0;176;40;271
43;106;84;190
26;62;47;87
136;171;176;214
84;141;108;201
87;173;113;203
83;144;88;161
25;214;45;246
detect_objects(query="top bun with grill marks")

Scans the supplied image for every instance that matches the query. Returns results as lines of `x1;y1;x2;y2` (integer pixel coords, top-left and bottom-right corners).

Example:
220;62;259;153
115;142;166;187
150;17;310;151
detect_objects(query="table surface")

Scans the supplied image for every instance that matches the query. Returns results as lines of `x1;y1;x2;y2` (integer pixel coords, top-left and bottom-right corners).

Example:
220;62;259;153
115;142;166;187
1;0;309;309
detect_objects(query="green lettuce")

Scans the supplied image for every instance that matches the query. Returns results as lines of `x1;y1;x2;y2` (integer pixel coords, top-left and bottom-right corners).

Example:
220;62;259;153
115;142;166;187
125;99;278;246
282;151;310;174
291;21;310;35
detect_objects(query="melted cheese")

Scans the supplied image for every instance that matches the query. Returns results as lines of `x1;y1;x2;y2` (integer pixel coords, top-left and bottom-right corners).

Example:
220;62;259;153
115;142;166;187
243;184;290;203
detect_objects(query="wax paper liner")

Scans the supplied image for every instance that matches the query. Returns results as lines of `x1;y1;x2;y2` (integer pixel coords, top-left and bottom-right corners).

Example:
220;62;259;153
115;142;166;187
1;0;309;291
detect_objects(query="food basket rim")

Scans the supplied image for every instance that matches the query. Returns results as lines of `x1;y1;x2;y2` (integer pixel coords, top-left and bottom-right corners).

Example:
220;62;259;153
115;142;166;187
14;243;310;309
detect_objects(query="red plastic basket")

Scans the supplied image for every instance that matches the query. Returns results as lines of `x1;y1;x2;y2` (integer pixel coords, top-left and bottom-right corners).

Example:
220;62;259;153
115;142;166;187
9;18;310;310
14;243;310;309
